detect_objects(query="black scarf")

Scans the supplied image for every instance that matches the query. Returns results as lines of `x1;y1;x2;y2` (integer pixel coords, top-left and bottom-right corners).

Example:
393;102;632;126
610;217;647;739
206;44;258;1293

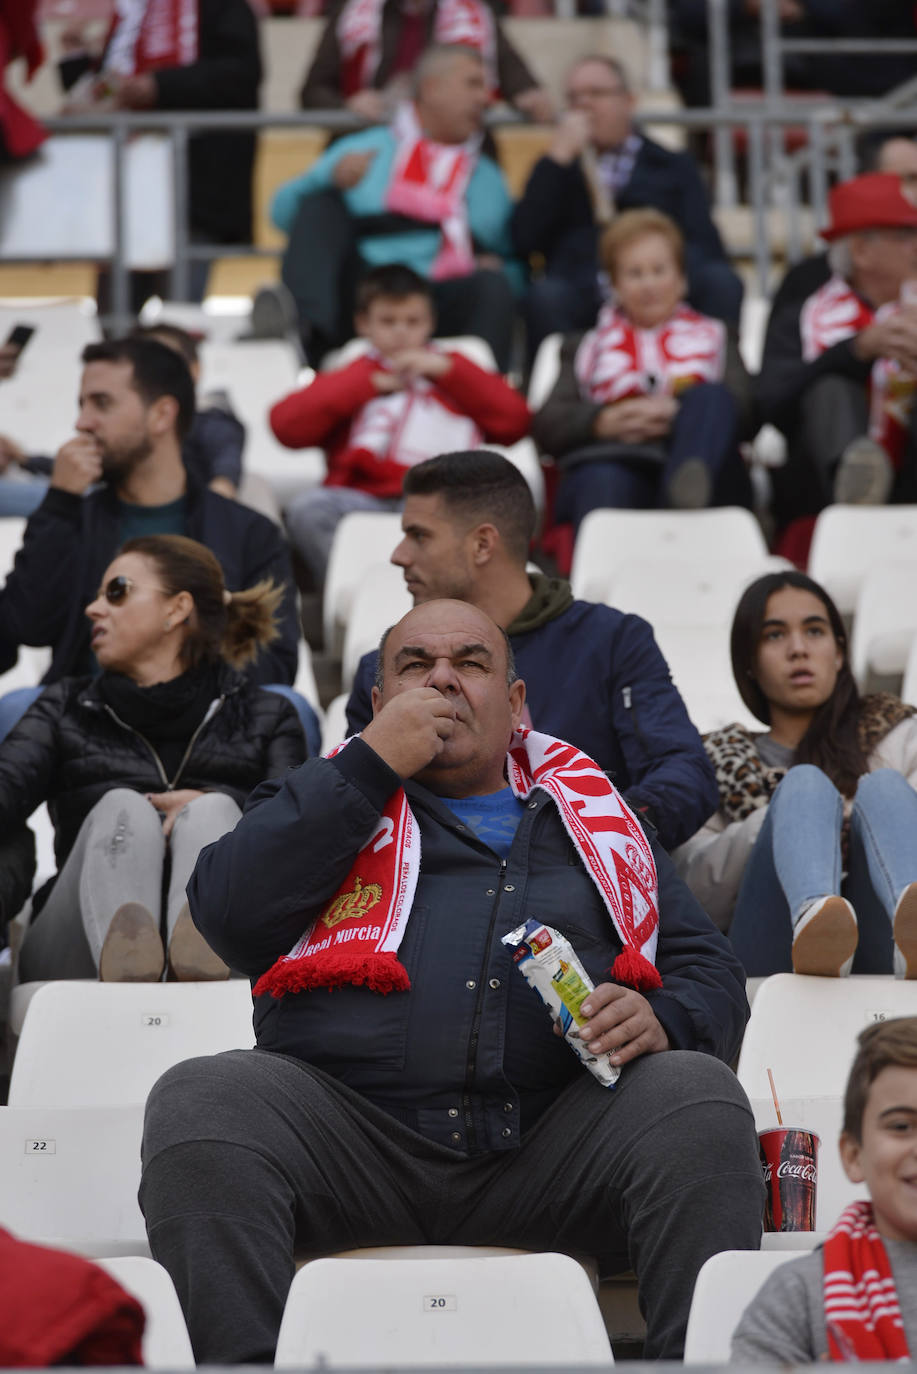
96;662;221;782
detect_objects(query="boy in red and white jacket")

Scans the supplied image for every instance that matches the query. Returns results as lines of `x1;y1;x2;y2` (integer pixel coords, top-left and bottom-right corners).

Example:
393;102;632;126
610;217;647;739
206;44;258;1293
271;264;530;586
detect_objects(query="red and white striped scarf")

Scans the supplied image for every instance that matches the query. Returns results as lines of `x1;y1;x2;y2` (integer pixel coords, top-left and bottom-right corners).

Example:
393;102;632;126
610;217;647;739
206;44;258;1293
800;274;874;364
346;376;481;470
385;101;480;280
253;726;661;999
574;302;726;404
823;1201;910;1362
104;0;198;75
337;0;497;95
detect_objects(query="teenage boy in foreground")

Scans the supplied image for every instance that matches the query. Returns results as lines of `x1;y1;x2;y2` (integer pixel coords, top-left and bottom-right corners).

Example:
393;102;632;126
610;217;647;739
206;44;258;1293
732;1016;917;1362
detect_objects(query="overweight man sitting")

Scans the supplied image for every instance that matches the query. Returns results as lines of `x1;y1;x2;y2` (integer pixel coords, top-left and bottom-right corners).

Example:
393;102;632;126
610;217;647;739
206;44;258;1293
140;599;764;1364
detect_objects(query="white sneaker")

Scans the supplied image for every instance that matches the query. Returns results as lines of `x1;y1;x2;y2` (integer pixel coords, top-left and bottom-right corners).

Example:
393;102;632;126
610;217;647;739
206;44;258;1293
893;882;917;979
791;896;858;977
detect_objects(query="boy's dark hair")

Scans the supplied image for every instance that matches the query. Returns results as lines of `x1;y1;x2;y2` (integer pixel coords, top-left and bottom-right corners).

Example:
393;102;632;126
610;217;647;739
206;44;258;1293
355;265;435;316
843;1017;917;1142
132;321;200;367
403;451;535;563
82;337;195;440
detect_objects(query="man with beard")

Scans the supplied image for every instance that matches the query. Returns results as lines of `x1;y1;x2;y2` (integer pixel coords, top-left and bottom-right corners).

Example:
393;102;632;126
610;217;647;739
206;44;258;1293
0;337;301;737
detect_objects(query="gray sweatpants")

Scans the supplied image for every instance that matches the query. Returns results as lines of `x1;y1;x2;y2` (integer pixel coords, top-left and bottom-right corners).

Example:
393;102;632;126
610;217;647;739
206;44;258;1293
140;1047;765;1364
19;788;242;980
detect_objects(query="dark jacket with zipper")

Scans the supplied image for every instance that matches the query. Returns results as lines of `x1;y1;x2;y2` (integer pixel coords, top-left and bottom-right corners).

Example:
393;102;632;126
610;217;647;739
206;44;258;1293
190;738;748;1154
345;575;719;852
0;664;306;904
0;476;299;686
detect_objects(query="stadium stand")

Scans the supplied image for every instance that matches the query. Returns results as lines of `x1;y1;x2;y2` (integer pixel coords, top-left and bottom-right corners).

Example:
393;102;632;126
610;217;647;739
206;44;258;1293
683;1249;805;1364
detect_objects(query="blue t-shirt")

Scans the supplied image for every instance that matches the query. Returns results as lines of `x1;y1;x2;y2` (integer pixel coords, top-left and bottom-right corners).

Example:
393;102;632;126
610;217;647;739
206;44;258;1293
443;786;526;858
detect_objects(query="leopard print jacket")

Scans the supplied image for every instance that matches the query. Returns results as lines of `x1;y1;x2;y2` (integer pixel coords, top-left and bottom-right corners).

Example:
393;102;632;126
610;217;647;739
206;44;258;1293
704;693;916;825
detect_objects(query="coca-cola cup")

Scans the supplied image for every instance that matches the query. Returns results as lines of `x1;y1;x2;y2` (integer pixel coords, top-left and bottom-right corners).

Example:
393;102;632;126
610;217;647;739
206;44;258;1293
758;1127;819;1231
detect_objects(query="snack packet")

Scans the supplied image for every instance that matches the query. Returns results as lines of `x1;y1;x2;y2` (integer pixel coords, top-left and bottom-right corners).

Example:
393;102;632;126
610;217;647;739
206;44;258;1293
502;918;620;1087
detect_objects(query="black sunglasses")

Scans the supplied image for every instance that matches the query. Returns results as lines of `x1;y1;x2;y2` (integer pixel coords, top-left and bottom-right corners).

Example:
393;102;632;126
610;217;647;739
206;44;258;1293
96;575;162;605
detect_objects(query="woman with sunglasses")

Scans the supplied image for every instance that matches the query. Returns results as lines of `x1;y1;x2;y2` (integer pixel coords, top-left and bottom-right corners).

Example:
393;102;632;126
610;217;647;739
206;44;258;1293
676;570;917;979
8;534;307;983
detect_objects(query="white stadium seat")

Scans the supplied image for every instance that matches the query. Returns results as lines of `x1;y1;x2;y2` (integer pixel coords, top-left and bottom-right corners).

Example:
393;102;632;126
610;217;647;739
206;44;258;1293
808;505;917;616
604;556;793;631
275;1252;612;1367
321;693;351;754
340;562;412;693
9;980;255;1107
683;1250;803;1363
0;1103;148;1257
849;560;917;687
323;511;404;658
570;508;769;605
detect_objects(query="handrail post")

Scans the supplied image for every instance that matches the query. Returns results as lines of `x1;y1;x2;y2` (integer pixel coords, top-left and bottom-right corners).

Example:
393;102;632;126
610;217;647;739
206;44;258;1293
109;118;131;334
748;119;770;297
170;123;191;301
708;0;738;207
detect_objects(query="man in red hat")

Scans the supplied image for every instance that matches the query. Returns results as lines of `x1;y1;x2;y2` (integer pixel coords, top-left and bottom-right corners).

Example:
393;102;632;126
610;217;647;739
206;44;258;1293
758;171;917;518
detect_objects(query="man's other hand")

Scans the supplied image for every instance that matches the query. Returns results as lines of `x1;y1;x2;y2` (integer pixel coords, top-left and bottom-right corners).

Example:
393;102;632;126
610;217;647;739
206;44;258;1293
0;344;19;381
568;982;670;1066
333;151;376;190
361;687;457;778
51;437;103;495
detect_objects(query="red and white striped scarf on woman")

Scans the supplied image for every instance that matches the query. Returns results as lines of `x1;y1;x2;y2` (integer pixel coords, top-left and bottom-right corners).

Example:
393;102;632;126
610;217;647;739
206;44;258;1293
823;1201;910;1361
574;302;726;404
336;0;497;95
385;101;480;280
104;0;198;75
253;726;661;999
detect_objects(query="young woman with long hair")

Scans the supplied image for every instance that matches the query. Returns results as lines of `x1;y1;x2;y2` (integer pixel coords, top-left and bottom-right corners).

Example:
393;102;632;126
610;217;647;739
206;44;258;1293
676;570;917;978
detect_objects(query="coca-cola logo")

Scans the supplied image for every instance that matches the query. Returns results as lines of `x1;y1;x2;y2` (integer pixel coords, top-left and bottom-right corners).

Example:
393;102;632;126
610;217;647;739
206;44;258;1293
777;1160;817;1183
760;1161;817;1184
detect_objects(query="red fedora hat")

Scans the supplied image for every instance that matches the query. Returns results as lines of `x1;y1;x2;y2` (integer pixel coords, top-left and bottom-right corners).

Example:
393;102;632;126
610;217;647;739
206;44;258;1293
821;172;917;241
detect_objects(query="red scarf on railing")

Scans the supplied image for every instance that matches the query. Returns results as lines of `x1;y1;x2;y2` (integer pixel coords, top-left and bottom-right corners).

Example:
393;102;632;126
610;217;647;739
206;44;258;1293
0;0;45;160
103;0;199;76
253;727;661;999
823;1201;910;1362
337;0;497;96
574;302;726;404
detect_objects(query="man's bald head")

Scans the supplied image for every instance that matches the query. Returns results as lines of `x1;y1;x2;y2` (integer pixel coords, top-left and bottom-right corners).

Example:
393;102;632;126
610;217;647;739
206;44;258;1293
376;599;517;691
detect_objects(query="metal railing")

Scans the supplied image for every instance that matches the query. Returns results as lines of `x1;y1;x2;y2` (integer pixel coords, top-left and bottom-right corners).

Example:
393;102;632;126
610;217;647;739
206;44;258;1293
3;95;917;329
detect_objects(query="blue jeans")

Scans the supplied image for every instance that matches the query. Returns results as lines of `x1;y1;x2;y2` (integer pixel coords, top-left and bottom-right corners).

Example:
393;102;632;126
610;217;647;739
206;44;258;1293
555;381;741;533
729;765;917;975
0;683;321;759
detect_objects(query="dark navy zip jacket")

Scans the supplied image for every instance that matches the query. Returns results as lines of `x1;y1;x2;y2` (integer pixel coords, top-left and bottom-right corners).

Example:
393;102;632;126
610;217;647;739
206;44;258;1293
189;739;748;1156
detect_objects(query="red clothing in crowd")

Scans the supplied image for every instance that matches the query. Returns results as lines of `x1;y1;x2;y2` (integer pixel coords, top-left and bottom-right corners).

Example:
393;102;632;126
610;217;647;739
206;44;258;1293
270;350;530;498
0;0;45;160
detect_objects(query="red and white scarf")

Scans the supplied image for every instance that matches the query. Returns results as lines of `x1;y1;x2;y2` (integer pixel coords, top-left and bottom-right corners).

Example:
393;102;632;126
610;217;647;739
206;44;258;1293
337;0;497;95
385;101;479;280
104;0;198;77
800;274;874;364
253;727;661;1000
574;303;726;405
347;370;481;470
869;298;917;470
822;1201;910;1362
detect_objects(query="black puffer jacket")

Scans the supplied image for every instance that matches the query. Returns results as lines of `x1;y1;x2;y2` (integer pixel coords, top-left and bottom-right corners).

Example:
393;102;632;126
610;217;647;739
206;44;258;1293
0;664;306;881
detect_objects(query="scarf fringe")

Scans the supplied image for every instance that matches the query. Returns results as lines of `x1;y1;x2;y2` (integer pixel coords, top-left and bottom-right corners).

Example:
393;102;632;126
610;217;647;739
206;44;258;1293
254;950;411;999
611;947;663;992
